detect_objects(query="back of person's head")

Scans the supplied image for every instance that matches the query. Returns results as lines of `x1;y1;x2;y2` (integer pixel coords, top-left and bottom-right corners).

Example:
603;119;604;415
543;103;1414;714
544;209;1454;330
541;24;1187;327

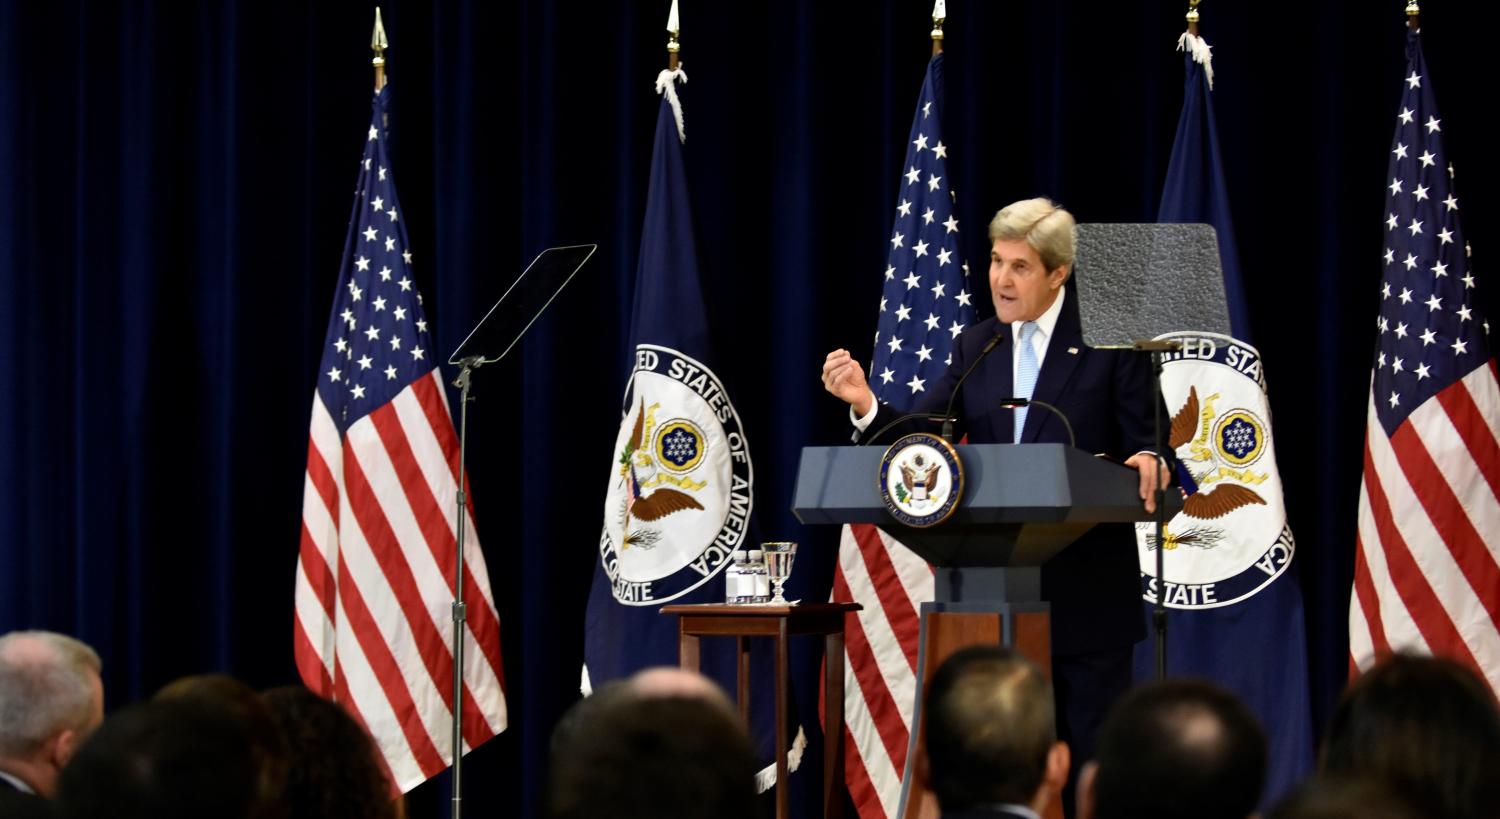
1087;678;1265;819
626;666;736;707
55;700;261;819
0;631;102;761
153;673;289;818
547;672;758;819
922;646;1062;811
1321;653;1500;819
261;685;395;819
1269;775;1423;819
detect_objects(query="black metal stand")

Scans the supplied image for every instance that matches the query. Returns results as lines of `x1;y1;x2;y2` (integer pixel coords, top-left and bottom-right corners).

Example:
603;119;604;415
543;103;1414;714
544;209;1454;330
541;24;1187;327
449;355;482;819
1151;348;1168;680
1134;341;1179;681
439;243;597;819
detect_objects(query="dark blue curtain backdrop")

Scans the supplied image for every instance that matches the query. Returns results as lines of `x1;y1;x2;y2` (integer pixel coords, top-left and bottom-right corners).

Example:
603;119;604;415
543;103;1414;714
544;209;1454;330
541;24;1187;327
2;1;1495;816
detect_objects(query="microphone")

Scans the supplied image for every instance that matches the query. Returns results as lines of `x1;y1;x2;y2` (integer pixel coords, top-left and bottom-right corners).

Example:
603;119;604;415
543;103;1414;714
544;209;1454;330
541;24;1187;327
940;331;1006;443
999;397;1077;448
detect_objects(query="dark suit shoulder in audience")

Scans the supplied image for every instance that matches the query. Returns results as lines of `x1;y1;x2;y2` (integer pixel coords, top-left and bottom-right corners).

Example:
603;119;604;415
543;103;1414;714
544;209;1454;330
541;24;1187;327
0;778;55;819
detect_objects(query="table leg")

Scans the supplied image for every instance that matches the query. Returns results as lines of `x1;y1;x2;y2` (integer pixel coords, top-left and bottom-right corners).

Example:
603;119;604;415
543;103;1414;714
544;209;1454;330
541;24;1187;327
775;620;790;819
736;635;751;724
680;631;701;673
824;630;846;819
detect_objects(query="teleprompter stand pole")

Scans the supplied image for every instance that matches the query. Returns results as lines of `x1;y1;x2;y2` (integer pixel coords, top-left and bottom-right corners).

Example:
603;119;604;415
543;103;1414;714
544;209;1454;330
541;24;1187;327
448;355;483;819
1135;340;1180;681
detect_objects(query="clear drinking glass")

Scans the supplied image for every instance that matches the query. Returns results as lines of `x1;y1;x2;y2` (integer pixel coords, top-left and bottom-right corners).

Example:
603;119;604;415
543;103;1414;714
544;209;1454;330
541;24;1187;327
761;541;798;604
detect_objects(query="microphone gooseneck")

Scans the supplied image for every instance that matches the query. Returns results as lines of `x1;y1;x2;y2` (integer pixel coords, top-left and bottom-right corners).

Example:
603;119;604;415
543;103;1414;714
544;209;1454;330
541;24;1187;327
998;397;1077;448
940;331;1006;443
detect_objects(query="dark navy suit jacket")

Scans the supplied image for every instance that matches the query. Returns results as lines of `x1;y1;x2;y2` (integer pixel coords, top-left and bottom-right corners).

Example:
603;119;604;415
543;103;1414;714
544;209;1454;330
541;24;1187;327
0;775;53;819
863;289;1156;654
939;807;1038;819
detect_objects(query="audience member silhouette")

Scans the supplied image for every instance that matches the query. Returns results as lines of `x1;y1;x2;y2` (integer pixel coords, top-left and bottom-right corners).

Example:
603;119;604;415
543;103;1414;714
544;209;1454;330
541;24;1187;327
54;700;264;819
1078;678;1265;819
547;667;760;819
919;646;1069;819
261;685;397;819
1321;654;1500;819
1268;775;1423;819
154;674;289;818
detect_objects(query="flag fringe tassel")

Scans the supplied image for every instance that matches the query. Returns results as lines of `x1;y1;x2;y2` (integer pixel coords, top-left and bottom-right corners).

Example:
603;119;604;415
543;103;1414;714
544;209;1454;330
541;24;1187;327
753;726;807;794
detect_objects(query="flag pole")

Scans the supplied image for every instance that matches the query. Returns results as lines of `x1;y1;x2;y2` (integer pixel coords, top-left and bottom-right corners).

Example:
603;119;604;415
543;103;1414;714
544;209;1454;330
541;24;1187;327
1407;0;1420;31
931;0;945;56
666;0;680;70
1153;0;1211;684
371;7;388;92
370;9;466;815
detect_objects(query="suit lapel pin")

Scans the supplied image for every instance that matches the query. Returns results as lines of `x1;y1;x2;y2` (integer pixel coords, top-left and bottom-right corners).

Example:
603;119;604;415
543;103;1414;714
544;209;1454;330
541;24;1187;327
1067;346;1079;355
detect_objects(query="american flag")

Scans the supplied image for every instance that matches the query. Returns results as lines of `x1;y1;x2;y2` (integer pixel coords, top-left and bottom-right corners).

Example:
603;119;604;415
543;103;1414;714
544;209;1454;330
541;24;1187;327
832;51;975;819
294;86;508;792
1350;27;1500;694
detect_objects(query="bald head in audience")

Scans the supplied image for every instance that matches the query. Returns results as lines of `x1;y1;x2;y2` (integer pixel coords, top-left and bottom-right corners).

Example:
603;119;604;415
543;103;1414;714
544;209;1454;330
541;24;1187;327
1079;679;1265;819
625;666;736;707
0;630;104;798
548;667;757;819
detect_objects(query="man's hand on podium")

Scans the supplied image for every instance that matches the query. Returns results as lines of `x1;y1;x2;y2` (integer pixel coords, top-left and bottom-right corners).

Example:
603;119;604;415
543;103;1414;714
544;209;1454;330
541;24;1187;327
1123;452;1170;515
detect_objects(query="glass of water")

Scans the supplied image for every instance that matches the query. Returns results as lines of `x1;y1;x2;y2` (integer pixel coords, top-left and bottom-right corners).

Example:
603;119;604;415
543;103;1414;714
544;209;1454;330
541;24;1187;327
761;542;797;605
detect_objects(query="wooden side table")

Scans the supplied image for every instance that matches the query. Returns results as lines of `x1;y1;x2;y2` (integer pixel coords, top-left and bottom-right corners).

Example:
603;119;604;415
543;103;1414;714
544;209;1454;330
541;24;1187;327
660;602;862;819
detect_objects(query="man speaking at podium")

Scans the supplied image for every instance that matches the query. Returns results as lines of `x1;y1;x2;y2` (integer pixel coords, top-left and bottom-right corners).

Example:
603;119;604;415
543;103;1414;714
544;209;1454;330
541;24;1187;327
821;198;1163;800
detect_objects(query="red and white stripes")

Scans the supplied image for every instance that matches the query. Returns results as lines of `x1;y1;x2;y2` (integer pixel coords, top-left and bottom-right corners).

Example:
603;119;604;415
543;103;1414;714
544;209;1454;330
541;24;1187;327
1351;363;1500;694
831;523;934;819
295;369;507;793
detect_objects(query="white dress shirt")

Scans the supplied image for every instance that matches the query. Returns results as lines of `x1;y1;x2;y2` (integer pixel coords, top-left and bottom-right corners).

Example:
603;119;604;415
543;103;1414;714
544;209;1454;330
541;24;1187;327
1010;284;1066;391
0;768;36;794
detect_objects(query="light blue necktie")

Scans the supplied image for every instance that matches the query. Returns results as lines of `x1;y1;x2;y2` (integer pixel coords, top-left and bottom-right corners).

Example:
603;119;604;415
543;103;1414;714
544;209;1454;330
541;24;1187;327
1014;321;1039;442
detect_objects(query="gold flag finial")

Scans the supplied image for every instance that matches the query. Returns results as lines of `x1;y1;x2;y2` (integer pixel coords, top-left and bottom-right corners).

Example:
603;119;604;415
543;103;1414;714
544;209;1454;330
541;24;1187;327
371;7;389;91
931;0;945;55
1186;0;1201;35
1406;1;1421;30
666;0;681;70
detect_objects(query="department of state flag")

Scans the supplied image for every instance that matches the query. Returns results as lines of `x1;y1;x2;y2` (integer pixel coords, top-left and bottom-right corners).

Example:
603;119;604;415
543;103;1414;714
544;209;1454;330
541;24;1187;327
585;69;755;667
1132;31;1313;805
583;66;796;793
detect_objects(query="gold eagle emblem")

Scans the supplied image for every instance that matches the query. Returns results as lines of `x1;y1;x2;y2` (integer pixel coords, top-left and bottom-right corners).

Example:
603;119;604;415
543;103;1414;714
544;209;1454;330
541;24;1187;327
1169;386;1267;521
900;459;940;499
619;398;703;547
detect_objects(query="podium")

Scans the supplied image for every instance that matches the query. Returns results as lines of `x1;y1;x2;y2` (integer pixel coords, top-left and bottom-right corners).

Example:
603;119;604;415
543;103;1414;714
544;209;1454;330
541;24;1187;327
792;443;1177;819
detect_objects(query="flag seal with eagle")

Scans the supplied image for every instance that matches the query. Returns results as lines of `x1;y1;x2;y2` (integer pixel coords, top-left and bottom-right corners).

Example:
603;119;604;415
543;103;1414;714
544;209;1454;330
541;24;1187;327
599;344;754;605
877;433;964;528
1135;331;1295;609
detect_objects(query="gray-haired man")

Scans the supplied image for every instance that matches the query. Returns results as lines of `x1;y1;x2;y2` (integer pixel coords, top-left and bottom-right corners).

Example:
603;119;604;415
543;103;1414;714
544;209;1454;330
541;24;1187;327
0;630;104;805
